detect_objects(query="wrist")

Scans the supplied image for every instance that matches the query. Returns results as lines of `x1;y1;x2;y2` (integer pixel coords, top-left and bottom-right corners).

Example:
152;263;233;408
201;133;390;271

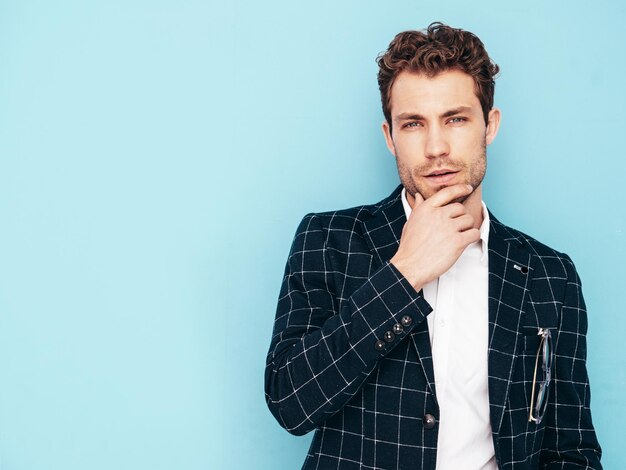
390;256;425;292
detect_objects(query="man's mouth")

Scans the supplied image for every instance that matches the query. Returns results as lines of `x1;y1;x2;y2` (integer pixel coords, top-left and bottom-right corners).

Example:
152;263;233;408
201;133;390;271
426;168;457;176
424;169;459;184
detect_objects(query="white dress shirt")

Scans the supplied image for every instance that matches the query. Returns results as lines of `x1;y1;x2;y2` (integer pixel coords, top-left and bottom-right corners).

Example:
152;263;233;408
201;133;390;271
401;188;497;470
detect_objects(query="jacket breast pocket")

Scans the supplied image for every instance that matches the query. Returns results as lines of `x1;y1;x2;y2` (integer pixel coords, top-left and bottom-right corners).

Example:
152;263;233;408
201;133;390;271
519;301;559;336
519;311;558;358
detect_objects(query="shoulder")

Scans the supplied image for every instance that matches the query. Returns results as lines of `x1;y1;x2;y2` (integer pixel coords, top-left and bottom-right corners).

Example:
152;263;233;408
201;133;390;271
295;186;403;236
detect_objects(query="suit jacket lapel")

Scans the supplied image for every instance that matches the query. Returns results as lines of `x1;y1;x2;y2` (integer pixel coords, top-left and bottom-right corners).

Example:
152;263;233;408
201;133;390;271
361;185;437;397
361;185;406;266
487;213;534;437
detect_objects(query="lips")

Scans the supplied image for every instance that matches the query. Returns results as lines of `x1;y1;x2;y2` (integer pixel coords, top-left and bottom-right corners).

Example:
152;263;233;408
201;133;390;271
424;169;459;185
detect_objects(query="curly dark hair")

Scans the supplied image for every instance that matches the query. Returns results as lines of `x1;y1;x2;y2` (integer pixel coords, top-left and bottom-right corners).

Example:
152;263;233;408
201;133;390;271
377;22;499;130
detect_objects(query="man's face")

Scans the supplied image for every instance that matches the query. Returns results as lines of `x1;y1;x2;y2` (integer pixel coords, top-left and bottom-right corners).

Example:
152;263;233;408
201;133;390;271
382;69;500;203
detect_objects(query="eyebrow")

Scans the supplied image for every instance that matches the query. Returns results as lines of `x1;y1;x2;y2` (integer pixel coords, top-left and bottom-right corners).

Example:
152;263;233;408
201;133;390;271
395;106;473;122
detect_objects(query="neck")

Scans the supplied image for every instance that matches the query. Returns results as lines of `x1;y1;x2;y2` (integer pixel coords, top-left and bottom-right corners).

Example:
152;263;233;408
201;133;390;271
464;186;484;229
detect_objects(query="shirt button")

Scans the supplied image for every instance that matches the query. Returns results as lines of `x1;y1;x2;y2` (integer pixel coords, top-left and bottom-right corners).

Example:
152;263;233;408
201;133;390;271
401;315;412;327
383;331;395;342
422;414;437;429
439;319;445;327
375;340;386;351
393;323;404;334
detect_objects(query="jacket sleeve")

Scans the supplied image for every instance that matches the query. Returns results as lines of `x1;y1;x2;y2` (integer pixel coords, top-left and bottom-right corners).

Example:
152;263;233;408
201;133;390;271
540;255;602;469
264;213;432;435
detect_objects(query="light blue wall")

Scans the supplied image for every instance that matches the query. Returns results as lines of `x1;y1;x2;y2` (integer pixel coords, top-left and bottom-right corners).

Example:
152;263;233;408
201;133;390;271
0;1;623;468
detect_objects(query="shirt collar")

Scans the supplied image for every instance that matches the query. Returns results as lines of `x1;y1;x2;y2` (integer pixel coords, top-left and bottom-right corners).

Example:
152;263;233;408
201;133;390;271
400;187;490;262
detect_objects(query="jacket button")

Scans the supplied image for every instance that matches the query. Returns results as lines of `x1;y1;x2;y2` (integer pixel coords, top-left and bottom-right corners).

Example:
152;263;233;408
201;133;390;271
422;414;436;429
401;315;413;327
375;340;386;350
393;323;404;334
521;266;529;274
383;331;395;342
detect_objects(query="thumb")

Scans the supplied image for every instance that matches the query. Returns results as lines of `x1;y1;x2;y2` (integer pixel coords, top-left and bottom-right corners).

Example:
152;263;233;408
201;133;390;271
409;189;425;206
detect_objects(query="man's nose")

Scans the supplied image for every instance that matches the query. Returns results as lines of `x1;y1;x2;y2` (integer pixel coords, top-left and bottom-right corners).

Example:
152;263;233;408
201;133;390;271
424;125;450;159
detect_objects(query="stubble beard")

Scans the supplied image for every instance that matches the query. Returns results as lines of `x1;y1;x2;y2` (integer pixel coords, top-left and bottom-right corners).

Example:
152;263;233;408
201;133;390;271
397;142;487;204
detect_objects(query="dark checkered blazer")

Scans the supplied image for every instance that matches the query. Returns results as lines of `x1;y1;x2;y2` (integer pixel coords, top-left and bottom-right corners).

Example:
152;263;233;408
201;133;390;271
265;186;601;469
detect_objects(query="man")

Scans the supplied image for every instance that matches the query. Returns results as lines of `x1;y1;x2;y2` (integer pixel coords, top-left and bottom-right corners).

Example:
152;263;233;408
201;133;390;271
265;23;601;469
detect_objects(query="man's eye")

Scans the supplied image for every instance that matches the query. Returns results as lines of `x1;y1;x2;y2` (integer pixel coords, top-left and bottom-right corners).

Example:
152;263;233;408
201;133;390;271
448;117;466;124
403;122;421;128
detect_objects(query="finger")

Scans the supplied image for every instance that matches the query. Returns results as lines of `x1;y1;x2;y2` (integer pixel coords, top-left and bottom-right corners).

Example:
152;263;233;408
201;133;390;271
427;184;473;208
458;228;481;245
454;213;475;231
444;202;466;218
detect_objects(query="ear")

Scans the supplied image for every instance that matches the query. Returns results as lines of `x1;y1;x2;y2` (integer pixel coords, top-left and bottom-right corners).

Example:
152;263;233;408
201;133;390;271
381;120;397;157
485;107;501;145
